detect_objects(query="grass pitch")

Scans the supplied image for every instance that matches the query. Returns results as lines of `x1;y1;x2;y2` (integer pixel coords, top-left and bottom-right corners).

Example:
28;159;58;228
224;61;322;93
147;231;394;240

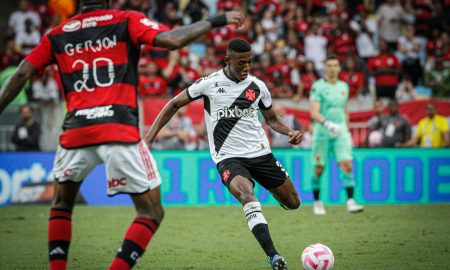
1;204;449;270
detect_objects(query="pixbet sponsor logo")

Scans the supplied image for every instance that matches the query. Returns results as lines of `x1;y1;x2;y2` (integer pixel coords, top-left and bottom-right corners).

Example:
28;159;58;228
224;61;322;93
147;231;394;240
108;178;127;189
217;106;256;119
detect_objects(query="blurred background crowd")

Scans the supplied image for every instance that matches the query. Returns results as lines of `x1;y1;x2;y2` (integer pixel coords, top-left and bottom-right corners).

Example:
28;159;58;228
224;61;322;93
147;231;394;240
0;0;449;151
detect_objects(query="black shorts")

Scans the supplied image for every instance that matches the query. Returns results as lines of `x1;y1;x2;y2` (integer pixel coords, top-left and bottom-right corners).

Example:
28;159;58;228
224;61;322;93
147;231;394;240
216;153;288;190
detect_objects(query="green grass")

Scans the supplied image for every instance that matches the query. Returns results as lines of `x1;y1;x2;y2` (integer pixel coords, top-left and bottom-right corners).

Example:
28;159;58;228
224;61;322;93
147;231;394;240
1;205;450;270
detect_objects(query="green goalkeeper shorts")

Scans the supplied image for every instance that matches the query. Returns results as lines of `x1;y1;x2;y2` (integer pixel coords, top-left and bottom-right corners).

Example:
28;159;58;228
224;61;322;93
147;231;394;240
311;132;353;166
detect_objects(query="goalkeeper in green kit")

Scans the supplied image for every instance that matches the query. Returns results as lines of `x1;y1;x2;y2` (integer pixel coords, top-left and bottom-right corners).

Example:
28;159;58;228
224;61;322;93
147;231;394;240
309;55;364;215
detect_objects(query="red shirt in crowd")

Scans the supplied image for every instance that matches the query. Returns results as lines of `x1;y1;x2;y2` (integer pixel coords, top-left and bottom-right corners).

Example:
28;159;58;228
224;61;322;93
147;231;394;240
333;31;356;61
300;73;317;97
139;75;167;97
367;53;401;87
339;71;364;97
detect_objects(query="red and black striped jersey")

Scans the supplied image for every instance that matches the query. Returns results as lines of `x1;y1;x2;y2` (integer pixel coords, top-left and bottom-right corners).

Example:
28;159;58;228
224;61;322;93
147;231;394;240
25;9;168;148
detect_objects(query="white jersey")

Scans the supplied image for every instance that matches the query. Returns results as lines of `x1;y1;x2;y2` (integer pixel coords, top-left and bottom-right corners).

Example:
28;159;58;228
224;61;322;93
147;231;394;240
187;69;273;163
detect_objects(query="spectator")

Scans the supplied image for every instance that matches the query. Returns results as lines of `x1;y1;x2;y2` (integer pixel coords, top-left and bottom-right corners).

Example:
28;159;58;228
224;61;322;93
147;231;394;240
304;23;327;74
268;48;300;98
260;9;279;43
350;4;377;61
396;24;423;86
15;19;41;57
11;104;40;151
8;0;41;36
380;100;411;148
401;103;449;148
376;0;411;51
251;22;266;57
199;47;221;76
339;57;364;98
395;74;416;103
32;68;62;151
268;103;302;148
184;0;209;23
153;106;197;150
138;59;167;97
0;37;22;70
366;99;385;147
297;60;318;99
367;39;401;99
425;54;450;98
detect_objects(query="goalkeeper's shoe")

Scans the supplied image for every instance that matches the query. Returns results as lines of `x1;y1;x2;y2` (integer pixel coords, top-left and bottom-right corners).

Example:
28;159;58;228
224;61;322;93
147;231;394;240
270;254;288;270
346;198;364;213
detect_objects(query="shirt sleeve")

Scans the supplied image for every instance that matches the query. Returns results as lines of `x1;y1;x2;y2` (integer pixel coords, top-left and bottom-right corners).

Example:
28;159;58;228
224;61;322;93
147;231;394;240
127;11;170;47
24;34;54;70
258;81;272;111
309;82;321;102
186;77;207;100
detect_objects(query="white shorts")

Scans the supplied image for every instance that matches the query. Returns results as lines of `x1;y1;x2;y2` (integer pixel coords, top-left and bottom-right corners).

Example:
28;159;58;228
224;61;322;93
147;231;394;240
53;141;161;196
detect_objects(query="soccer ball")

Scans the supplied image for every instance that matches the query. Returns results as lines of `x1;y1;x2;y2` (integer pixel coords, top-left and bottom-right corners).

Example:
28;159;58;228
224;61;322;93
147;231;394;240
301;243;334;270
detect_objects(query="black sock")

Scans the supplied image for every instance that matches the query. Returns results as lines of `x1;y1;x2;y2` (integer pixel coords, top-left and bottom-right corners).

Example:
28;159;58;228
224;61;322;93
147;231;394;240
346;187;354;199
251;223;278;258
313;189;320;201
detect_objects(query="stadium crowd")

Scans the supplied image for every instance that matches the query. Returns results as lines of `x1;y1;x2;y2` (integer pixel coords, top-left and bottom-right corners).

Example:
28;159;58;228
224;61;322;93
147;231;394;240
0;0;449;151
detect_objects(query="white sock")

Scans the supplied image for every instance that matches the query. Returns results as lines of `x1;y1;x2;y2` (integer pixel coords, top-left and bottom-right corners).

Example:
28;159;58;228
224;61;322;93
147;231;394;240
243;201;267;231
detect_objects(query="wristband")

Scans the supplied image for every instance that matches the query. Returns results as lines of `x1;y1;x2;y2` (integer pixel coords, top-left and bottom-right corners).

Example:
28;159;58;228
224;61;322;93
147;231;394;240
206;14;227;27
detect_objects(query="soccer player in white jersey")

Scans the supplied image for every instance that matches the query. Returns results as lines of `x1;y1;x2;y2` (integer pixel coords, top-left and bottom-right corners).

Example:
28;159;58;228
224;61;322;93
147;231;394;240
145;39;303;270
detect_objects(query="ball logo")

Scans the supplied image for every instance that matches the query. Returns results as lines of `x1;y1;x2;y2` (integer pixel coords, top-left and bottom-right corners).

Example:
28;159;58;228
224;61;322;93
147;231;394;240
63;20;81;32
222;170;231;182
245;89;256;101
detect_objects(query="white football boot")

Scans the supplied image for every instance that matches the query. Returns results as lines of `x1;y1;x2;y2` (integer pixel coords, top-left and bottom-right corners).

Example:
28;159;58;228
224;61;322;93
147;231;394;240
313;201;326;215
346;198;364;213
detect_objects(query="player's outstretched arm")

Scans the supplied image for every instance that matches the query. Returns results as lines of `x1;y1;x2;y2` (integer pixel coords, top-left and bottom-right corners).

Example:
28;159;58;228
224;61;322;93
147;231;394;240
261;108;303;145
154;11;243;50
144;90;192;147
0;60;36;114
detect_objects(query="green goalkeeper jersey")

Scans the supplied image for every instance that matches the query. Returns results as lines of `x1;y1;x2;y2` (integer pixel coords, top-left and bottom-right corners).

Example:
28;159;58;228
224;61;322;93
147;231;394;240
310;78;349;138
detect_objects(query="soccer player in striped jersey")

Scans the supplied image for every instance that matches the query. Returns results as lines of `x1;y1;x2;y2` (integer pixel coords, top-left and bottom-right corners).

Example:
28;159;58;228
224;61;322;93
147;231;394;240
146;38;303;270
0;0;243;269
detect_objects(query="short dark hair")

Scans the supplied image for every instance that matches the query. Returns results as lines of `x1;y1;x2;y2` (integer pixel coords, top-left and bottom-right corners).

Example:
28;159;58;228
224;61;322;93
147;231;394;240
19;104;33;113
325;54;340;63
227;38;251;54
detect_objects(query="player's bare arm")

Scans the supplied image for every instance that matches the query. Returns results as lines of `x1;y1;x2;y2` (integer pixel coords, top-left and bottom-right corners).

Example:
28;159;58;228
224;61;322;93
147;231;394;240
0;60;36;114
144;90;192;147
154;11;243;50
261;108;303;145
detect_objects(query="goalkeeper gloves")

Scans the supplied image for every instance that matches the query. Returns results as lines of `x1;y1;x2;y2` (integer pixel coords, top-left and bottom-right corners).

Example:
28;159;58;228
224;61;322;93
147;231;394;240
322;120;340;138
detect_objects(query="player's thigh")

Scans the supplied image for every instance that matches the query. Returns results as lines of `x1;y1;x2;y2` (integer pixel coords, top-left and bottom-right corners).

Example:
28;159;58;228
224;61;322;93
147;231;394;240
312;137;329;167
249;153;288;190
52;181;82;210
98;141;162;196
53;145;101;183
334;133;353;164
217;158;255;203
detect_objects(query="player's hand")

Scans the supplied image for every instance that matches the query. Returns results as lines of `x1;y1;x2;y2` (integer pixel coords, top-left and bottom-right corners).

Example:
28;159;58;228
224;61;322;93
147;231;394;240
323;120;340;138
288;130;303;145
225;11;243;27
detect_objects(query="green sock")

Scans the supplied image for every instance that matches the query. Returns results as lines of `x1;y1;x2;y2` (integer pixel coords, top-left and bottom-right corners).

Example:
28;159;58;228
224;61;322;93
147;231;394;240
342;172;355;188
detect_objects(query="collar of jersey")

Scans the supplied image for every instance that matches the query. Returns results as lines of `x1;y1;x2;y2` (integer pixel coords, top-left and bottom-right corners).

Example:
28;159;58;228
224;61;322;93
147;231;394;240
222;68;245;84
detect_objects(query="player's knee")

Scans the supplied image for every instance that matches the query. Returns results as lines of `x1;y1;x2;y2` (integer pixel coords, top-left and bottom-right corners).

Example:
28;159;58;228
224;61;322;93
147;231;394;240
137;205;165;224
285;196;301;210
